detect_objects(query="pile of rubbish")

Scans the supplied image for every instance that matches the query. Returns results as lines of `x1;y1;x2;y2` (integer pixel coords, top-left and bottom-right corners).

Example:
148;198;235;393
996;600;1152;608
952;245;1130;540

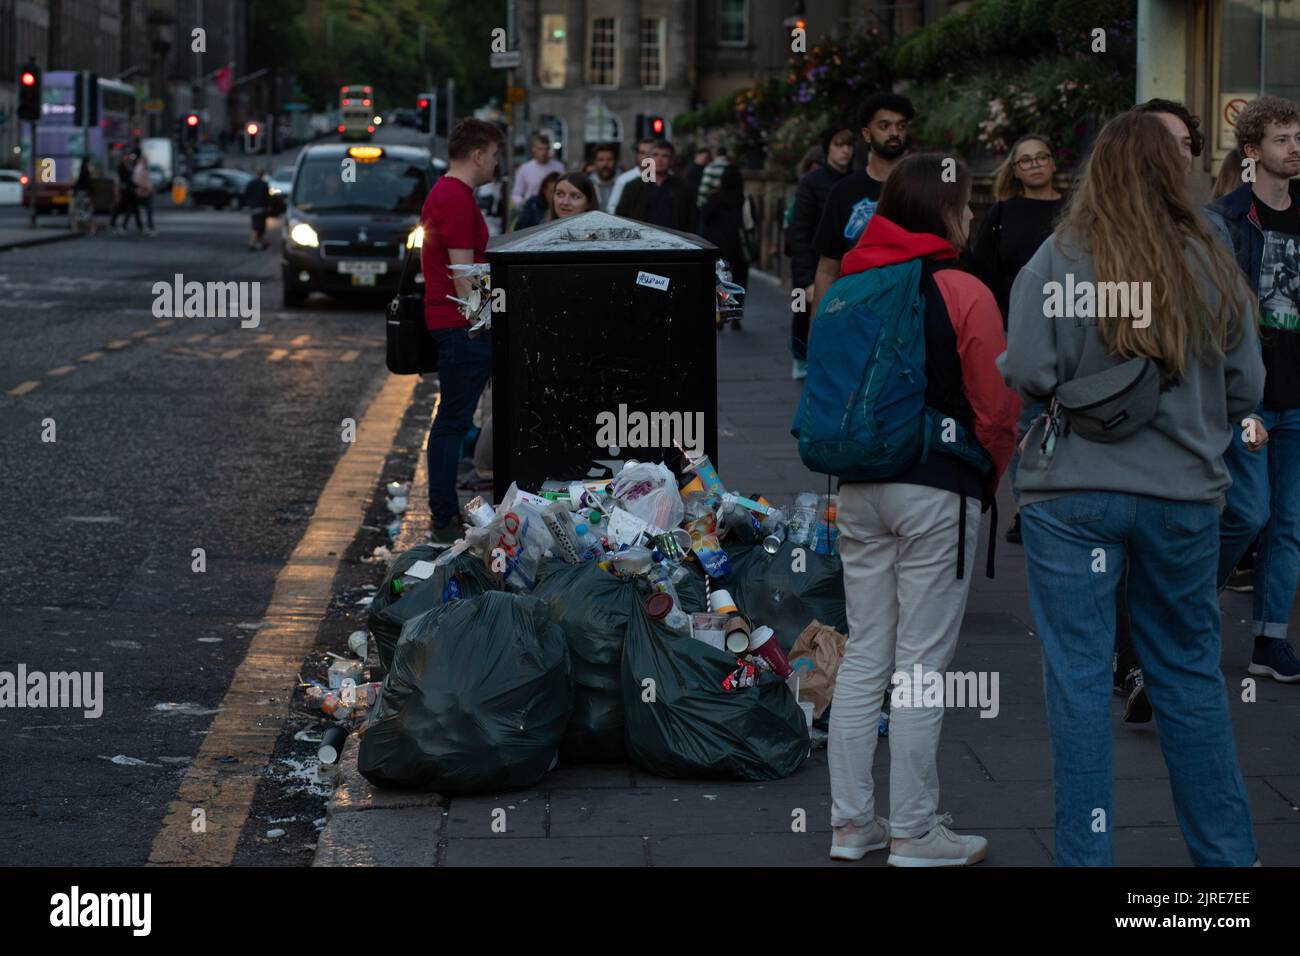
345;450;849;793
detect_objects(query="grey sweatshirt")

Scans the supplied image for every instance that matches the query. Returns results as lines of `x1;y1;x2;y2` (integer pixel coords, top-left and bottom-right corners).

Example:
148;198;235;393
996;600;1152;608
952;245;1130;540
999;233;1264;505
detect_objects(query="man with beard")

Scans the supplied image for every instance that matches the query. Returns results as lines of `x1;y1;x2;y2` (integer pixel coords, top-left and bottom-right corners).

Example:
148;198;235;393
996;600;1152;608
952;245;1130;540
1205;95;1300;683
809;93;914;314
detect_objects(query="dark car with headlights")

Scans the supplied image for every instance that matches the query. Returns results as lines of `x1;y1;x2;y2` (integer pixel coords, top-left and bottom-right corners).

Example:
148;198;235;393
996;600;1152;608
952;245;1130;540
280;144;440;308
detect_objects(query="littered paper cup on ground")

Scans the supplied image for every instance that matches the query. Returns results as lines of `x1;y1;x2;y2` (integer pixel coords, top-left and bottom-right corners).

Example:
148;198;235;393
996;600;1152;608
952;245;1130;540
710;588;738;615
747;625;793;678
318;725;349;765
724;617;752;655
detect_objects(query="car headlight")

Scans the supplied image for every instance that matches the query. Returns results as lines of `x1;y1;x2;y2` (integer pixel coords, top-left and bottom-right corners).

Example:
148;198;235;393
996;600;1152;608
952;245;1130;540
289;221;319;248
268;185;282;196
406;226;424;250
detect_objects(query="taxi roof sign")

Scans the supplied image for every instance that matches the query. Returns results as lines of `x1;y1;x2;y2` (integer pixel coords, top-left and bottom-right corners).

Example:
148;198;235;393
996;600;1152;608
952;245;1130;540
347;146;384;162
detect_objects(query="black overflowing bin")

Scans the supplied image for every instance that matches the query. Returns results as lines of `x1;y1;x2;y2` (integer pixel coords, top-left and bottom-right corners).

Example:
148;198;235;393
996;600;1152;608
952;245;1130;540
486;210;719;499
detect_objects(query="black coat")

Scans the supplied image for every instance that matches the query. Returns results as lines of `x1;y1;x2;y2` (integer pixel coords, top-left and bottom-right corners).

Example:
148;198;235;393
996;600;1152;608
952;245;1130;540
615;175;697;233
786;165;847;288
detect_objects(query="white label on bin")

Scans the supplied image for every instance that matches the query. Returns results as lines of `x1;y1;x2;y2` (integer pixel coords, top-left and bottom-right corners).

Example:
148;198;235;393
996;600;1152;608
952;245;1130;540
405;559;436;580
635;271;670;292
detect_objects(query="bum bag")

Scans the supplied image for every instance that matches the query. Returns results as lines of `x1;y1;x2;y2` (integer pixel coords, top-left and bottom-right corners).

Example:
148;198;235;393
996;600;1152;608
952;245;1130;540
1052;356;1176;443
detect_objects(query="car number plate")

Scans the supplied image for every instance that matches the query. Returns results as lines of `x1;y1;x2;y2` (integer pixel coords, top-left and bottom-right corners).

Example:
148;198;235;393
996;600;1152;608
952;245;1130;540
338;260;388;276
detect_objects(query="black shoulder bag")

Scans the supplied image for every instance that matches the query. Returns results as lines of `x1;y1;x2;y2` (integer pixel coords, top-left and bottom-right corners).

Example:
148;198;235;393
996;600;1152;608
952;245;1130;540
385;248;439;375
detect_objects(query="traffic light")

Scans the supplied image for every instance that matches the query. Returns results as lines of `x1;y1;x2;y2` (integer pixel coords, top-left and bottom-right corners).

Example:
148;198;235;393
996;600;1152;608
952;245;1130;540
244;121;261;153
184;112;200;146
636;115;666;140
417;96;432;134
18;60;41;122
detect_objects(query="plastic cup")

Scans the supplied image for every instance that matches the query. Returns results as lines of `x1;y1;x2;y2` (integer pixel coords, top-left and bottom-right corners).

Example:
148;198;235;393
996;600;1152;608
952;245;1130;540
747;625;793;678
709;588;738;615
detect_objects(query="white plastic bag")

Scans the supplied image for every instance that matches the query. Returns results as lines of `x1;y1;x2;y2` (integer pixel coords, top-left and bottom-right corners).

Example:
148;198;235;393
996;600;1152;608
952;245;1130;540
609;462;685;533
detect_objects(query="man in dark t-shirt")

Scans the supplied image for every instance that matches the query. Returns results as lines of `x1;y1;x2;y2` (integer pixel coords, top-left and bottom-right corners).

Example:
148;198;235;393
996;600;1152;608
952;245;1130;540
809;93;915;316
1204;94;1300;684
421;118;504;543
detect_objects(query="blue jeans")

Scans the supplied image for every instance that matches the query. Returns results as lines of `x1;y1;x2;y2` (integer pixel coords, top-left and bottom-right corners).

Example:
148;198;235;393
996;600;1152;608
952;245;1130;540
1021;492;1256;866
427;327;493;523
1009;400;1044;504
1217;419;1269;590
1255;407;1300;636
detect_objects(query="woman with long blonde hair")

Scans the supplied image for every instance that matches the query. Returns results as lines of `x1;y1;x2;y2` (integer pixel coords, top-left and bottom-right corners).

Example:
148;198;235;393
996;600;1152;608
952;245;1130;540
1003;110;1263;866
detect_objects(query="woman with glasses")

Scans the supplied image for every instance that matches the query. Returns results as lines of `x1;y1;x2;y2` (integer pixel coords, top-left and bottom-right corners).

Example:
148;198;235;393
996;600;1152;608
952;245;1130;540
968;134;1066;544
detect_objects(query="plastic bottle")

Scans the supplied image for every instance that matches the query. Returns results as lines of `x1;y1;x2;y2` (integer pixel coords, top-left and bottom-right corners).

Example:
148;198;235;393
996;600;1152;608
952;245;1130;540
573;522;602;561
645;558;691;631
812;493;839;555
611;546;654;576
787;492;819;548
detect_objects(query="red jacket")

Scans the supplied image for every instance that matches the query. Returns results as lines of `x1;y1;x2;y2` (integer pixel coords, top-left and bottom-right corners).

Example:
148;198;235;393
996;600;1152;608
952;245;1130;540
841;214;1020;487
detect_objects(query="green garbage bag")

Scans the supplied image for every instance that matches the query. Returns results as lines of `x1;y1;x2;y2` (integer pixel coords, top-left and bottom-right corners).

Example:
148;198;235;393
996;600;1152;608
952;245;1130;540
358;591;573;794
533;561;642;763
717;541;846;650
621;606;809;781
368;544;502;671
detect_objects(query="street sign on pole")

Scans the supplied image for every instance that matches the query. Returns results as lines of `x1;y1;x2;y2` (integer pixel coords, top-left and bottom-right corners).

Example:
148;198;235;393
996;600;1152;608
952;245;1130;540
490;50;522;69
506;87;526;104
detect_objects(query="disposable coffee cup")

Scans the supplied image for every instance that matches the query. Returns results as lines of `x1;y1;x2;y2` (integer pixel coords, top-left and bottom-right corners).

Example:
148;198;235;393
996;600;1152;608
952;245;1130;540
318;725;349;766
724;614;752;654
670;528;692;552
747;625;793;678
710;588;738;615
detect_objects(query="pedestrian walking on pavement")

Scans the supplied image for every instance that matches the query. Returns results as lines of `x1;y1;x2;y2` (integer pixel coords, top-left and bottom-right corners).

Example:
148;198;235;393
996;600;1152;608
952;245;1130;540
421;118;504;544
110;152;142;234
810;93;913;314
1004;111;1263;866
1213;147;1248;201
132;152;156;236
511;132;565;211
694;147;729;209
699;163;752;290
685;146;712;195
787;126;854;378
588;143;621;212
615;139;697;233
606;137;656;214
244;169;271;251
551;172;598;220
71;158;98;235
966;134;1065;549
824;153;1019;867
1204;94;1300;684
512;171;560;230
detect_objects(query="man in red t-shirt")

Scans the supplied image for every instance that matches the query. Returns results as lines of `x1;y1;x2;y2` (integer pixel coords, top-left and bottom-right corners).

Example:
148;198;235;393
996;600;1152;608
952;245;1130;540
420;118;504;542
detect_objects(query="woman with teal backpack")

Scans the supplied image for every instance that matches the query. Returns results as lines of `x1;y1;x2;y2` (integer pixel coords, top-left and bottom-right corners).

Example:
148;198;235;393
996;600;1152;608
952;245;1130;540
803;153;1020;866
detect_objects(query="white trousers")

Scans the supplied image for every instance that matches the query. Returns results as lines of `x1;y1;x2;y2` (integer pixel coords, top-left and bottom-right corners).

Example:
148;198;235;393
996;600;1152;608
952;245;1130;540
828;482;980;837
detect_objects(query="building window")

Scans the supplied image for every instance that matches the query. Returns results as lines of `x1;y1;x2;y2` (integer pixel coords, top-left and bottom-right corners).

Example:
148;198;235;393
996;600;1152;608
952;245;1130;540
539;14;568;90
589;17;619;89
640;18;666;89
1213;0;1300;154
719;0;748;46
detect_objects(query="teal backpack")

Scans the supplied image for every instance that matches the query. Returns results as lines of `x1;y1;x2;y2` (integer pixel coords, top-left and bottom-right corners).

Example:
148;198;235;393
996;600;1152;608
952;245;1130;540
790;259;992;482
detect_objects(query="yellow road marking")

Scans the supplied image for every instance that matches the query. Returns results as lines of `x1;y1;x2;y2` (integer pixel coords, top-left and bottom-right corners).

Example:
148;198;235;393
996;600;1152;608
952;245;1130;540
220;348;245;360
132;330;152;339
155;319;175;328
106;339;131;350
185;333;207;344
148;372;418;866
6;380;39;396
78;352;103;362
256;334;274;343
266;348;289;362
339;349;360;362
46;366;76;377
290;334;311;346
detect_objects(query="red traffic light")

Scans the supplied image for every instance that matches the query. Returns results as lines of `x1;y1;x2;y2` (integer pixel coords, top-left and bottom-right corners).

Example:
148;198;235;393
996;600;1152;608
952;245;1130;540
20;70;36;87
651;118;664;134
185;113;200;127
19;174;28;185
246;122;260;136
417;98;429;108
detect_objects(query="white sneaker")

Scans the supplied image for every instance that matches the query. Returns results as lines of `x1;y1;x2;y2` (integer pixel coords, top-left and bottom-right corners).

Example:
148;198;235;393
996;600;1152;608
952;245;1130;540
887;813;988;867
829;816;890;861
